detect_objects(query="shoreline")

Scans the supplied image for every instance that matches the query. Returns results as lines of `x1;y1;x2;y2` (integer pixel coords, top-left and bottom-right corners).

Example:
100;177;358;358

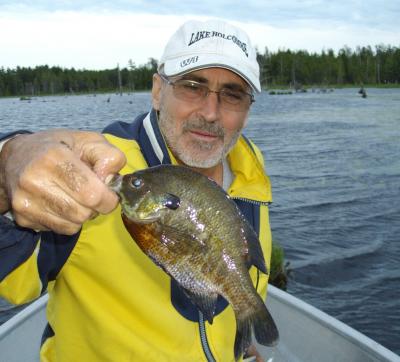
1;84;400;99
264;83;400;90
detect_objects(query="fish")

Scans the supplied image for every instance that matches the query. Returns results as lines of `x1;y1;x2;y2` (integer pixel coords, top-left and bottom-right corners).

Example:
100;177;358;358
109;164;279;359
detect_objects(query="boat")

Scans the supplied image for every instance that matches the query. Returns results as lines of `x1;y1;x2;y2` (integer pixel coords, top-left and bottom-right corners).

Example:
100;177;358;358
0;285;399;362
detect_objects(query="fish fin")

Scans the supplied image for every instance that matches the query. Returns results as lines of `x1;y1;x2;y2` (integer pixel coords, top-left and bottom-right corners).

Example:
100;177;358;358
242;219;268;274
252;300;279;347
234;299;279;360
157;224;207;255
183;289;218;324
234;314;252;361
175;285;216;323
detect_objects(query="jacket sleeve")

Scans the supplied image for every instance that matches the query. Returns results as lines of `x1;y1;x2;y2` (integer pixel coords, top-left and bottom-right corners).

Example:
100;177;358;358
0;131;42;304
0;215;81;305
0;215;42;304
0;131;80;305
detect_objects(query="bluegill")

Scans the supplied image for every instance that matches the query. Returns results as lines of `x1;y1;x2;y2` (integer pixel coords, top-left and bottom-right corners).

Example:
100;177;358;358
110;165;279;359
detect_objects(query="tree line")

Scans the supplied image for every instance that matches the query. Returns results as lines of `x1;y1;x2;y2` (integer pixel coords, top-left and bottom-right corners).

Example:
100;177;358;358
258;44;399;88
1;45;399;97
0;58;158;97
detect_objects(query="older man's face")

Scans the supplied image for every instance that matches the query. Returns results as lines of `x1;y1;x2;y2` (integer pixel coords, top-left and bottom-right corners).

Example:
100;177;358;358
152;68;251;168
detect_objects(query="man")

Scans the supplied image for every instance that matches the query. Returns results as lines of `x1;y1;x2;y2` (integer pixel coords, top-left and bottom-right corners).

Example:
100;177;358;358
0;19;272;361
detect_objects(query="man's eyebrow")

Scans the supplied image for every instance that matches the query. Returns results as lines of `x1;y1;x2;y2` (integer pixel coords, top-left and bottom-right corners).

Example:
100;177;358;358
180;74;249;92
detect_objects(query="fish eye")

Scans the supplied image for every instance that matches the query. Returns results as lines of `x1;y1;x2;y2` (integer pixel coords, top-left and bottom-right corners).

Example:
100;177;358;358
131;178;143;188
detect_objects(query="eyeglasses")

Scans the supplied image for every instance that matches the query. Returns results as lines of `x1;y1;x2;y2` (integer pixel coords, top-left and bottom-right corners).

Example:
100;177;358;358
159;73;254;112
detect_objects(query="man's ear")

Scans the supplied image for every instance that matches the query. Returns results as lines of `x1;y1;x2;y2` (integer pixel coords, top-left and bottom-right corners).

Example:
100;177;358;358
152;74;163;110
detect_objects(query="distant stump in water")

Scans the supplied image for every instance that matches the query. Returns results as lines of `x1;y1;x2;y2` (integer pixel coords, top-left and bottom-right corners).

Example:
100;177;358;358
358;87;367;98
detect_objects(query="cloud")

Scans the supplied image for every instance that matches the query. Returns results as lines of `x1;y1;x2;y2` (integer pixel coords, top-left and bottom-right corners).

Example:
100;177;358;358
1;11;202;69
0;1;399;69
2;0;399;29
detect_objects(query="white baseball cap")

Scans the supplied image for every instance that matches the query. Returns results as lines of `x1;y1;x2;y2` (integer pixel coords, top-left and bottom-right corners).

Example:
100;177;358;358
158;19;261;93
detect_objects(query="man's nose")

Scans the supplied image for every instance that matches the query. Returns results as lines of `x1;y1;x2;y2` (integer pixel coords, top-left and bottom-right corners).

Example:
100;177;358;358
199;91;221;122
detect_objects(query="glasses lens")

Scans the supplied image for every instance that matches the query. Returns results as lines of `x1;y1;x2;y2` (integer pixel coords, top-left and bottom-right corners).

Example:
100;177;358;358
173;80;207;101
220;89;252;109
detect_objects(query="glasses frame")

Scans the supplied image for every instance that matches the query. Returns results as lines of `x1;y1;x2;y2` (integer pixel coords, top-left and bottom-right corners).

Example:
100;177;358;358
158;73;255;111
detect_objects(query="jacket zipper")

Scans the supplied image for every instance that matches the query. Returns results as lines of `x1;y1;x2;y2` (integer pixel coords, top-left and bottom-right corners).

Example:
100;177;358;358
198;311;216;362
231;196;272;206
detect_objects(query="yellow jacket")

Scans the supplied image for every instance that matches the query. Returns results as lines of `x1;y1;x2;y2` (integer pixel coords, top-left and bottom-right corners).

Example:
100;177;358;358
0;110;272;362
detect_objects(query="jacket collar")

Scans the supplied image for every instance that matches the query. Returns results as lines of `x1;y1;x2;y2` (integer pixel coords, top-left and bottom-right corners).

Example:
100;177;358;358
227;137;272;203
139;109;171;166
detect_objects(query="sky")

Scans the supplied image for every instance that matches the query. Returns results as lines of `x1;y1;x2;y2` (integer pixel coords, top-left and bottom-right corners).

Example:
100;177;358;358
1;0;399;70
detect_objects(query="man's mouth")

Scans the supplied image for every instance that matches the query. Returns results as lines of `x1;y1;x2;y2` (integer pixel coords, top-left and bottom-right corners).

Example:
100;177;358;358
190;130;218;139
188;129;223;140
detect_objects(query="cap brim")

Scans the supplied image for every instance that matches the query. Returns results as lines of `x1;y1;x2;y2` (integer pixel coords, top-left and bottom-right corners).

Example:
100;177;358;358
162;54;261;93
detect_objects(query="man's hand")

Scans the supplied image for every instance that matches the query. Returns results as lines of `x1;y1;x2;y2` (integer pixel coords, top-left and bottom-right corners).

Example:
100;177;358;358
0;130;126;235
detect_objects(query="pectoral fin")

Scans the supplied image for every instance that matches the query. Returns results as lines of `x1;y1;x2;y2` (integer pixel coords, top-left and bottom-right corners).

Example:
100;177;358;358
181;286;218;324
156;224;207;255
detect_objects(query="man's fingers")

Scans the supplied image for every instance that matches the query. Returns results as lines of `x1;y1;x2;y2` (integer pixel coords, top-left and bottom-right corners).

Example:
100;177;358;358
76;136;126;182
53;161;119;214
12;146;119;231
2;129;124;233
11;187;95;232
11;193;82;235
14;210;82;236
39;186;100;224
32;143;120;215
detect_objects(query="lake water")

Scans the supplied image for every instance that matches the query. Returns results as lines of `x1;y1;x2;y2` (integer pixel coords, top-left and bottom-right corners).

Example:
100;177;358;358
1;88;399;355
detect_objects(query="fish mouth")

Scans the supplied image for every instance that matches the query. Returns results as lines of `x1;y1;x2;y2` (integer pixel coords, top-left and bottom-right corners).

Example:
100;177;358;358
124;213;160;224
122;203;161;224
107;174;123;194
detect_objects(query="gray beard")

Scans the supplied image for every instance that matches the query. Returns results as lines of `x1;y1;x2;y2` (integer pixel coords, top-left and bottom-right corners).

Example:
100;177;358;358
158;110;241;168
179;130;241;168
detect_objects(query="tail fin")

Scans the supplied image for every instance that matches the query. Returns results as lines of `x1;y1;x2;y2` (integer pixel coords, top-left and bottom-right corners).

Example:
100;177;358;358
234;315;252;361
252;302;279;347
234;302;279;361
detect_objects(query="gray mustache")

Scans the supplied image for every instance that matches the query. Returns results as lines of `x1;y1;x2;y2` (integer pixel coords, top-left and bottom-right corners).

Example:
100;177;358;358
182;118;225;138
